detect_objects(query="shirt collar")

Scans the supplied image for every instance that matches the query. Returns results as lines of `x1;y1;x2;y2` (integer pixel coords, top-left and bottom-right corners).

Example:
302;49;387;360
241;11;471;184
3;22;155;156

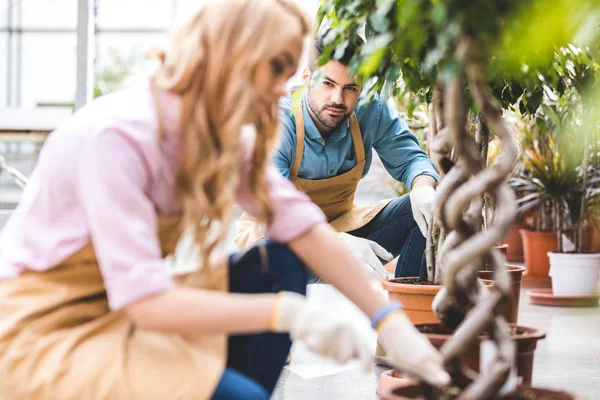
302;95;351;143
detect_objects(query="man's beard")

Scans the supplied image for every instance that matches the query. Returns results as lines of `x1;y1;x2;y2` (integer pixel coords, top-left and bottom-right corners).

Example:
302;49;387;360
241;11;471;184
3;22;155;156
307;94;352;130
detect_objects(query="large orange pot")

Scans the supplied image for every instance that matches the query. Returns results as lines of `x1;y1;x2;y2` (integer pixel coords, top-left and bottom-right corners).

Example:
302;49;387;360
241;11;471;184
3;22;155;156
520;230;557;288
382;278;441;324
505;223;524;262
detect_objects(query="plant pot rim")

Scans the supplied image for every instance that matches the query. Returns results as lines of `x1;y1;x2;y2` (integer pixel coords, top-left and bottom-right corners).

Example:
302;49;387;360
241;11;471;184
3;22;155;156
414;323;546;341
382;277;441;294
379;382;586;400
547;251;600;259
519;229;556;235
479;265;526;273
504;265;526;272
382;278;494;293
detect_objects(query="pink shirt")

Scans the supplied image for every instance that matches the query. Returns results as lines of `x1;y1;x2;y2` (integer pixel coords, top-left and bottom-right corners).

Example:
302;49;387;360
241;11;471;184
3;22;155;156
0;80;325;310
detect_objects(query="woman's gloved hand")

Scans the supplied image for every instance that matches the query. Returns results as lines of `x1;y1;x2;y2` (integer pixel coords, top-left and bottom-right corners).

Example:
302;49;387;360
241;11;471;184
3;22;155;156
338;233;393;282
377;310;451;387
270;292;373;371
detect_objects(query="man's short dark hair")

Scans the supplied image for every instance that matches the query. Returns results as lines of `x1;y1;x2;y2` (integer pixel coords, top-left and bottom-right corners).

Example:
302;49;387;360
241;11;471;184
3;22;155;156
308;28;365;70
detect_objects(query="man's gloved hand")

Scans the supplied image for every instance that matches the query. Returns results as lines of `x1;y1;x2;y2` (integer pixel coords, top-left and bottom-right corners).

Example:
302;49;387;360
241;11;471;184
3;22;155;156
409;186;436;236
338;233;393;282
271;292;373;371
377;310;451;387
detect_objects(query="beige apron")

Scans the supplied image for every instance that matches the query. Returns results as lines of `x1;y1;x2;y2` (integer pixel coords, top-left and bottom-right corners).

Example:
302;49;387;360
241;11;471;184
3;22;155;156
235;106;392;249
0;219;228;400
0;216;228;400
0;83;229;400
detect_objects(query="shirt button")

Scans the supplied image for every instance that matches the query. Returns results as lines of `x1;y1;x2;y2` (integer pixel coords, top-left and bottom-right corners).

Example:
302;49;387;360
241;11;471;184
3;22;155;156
319;139;324;144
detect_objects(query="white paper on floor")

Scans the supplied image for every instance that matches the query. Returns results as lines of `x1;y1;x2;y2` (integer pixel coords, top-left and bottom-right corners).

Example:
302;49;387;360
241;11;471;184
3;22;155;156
286;283;384;379
285;357;363;379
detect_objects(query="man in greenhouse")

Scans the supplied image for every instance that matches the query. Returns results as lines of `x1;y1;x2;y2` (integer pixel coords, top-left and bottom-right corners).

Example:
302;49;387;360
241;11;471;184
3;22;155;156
235;30;439;285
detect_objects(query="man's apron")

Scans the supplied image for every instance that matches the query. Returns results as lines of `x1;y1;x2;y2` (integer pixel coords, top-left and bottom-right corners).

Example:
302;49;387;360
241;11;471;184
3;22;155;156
235;106;391;249
0;216;228;400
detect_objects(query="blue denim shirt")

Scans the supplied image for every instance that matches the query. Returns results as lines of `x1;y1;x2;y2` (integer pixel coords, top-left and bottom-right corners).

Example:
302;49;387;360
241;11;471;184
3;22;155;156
274;93;439;190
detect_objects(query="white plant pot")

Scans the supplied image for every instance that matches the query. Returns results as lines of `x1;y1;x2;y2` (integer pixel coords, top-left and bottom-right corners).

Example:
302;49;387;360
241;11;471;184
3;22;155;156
548;252;600;296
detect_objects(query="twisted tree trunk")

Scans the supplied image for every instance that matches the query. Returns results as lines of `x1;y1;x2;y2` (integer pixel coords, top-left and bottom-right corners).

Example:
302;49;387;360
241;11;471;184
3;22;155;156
427;36;519;399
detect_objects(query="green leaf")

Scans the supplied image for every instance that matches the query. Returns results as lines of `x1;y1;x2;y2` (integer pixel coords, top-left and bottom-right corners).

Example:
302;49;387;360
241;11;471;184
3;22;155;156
334;40;350;61
359;48;386;76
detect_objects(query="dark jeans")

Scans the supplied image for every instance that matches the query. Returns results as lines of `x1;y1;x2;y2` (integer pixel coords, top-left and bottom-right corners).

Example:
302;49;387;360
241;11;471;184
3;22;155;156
349;194;426;278
211;242;307;400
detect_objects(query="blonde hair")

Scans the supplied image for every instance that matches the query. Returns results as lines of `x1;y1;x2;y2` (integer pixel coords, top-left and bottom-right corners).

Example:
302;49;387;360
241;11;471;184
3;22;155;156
153;0;310;266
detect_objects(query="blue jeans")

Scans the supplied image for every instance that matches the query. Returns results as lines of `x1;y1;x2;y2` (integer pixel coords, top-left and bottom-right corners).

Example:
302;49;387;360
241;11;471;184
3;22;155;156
211;242;308;400
348;194;426;278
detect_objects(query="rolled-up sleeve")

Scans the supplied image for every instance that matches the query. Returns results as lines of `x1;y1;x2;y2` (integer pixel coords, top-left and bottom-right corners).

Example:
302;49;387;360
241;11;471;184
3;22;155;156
373;99;439;190
77;129;174;311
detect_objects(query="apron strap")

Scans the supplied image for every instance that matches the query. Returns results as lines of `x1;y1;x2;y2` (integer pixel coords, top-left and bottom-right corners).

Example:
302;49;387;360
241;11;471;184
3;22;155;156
348;113;365;163
291;102;306;178
291;100;365;178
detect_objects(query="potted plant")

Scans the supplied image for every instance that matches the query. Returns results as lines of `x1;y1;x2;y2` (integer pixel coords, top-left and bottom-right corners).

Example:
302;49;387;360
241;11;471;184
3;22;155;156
542;47;600;300
508;121;561;288
511;44;600;300
318;0;597;397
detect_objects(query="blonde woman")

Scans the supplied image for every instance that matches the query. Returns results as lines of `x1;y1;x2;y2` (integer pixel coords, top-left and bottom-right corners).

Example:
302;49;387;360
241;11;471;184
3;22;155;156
0;1;449;399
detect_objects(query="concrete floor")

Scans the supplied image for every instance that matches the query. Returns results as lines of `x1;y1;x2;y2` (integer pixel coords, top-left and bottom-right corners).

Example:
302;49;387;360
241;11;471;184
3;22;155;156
274;283;600;400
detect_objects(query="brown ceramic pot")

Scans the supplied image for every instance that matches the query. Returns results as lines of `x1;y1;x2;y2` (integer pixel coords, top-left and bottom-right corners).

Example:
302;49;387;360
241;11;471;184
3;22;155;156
382;277;442;324
477;265;526;324
496;244;509;257
505;224;524;262
379;383;586;400
413;323;545;385
520;230;557;284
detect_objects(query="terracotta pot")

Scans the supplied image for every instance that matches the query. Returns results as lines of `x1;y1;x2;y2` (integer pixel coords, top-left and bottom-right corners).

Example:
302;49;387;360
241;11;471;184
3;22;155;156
477;265;526;324
377;370;415;397
382;277;495;325
379;382;586;400
592;227;600;253
496;244;509;257
414;324;545;385
583;225;600;253
505;224;524;262
520;229;557;279
382;278;441;324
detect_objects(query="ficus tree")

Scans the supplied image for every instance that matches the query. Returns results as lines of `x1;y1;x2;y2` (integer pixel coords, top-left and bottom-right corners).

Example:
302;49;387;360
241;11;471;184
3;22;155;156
315;0;599;397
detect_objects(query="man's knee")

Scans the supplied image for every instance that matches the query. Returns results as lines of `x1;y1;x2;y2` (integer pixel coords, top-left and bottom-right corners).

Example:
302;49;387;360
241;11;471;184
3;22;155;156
266;242;308;295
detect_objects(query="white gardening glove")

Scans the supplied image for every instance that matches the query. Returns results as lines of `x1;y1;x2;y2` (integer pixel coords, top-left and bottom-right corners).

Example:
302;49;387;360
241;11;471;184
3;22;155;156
409;186;436;236
338;233;393;282
271;292;373;371
377;311;451;387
